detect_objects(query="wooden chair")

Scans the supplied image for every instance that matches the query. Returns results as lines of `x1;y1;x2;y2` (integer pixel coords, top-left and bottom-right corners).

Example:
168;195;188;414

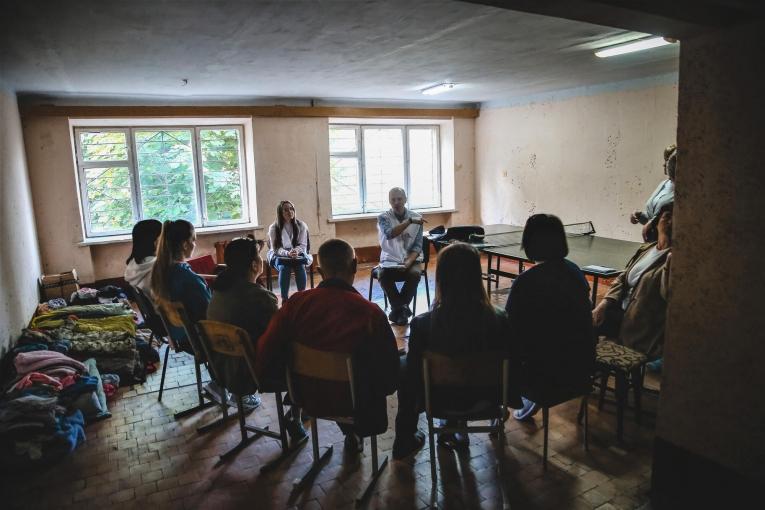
531;386;591;471
196;320;308;467
155;301;217;422
368;235;432;314
422;350;511;508
285;342;388;507
586;339;649;445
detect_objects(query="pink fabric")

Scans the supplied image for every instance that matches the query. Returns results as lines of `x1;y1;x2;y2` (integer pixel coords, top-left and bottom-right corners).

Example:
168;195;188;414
12;372;64;391
59;374;79;388
103;383;117;398
14;350;86;376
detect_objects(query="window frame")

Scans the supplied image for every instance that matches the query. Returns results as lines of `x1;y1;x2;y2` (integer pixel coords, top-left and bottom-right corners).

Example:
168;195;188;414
329;123;441;216
73;124;250;238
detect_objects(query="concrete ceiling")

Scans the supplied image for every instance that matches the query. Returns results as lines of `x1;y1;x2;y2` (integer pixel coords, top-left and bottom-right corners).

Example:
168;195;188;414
0;0;680;105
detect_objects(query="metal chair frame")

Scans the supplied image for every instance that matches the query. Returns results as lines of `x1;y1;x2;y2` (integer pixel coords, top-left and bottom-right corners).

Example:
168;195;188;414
196;320;308;469
285;343;387;508
368;236;432;314
422;351;511;509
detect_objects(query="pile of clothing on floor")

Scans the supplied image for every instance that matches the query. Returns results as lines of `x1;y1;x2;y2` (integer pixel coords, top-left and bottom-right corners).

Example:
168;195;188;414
32;292;160;384
0;348;118;469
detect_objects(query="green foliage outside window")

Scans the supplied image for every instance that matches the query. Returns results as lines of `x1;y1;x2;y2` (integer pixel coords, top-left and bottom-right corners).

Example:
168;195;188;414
78;127;246;236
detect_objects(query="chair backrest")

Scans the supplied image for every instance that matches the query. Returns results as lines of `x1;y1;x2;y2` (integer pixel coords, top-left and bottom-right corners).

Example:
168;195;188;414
422;234;431;266
286;341;355;412
160;300;206;359
422;350;509;415
130;285;166;336
196;320;261;390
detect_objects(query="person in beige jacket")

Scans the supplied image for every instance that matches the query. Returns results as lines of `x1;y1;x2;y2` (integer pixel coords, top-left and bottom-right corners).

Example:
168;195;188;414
592;203;673;360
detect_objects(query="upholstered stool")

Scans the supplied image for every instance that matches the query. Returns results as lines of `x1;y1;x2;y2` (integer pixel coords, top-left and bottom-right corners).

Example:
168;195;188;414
594;339;649;444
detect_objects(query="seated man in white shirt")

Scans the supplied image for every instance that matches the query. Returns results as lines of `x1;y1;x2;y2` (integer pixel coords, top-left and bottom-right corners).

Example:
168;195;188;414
376;187;426;326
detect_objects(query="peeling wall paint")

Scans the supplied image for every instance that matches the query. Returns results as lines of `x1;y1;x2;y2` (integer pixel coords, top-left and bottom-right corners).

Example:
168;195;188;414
475;83;678;241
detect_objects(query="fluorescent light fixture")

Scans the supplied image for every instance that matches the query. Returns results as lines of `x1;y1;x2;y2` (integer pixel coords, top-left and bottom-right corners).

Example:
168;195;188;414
421;82;456;95
595;37;672;58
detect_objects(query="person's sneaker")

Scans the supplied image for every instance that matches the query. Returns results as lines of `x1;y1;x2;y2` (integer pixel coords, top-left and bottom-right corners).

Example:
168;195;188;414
392;430;426;460
234;394;261;412
286;419;308;444
512;397;539;421
646;358;664;373
344;432;364;454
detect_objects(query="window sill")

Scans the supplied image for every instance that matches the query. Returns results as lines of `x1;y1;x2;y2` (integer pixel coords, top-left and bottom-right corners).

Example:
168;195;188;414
328;208;457;223
78;223;263;246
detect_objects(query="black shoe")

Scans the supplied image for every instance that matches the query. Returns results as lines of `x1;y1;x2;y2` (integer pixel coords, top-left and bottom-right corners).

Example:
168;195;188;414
286;419;308;444
344;432;364;454
403;305;413;317
392;431;426;460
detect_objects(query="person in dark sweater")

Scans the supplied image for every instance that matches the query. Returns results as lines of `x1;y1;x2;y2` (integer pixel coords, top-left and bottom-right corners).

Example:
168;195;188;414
505;214;595;420
393;242;522;459
207;236;305;437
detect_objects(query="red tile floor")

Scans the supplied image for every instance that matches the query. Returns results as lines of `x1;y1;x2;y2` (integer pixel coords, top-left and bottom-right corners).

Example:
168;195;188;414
1;260;658;509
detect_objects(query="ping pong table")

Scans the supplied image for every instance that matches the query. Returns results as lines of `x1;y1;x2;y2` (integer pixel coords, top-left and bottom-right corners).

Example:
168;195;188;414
430;223;643;304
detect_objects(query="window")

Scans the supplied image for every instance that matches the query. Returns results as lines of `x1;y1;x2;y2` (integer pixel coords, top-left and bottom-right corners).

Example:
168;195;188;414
329;124;441;216
74;126;249;237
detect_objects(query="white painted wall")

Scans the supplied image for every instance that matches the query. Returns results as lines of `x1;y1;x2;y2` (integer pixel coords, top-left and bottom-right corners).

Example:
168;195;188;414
22;115;475;282
0;89;42;355
475;82;678;241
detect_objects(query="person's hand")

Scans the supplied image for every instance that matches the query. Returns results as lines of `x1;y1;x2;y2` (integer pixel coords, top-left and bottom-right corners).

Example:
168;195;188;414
289;249;298;258
592;302;607;326
630;211;642;224
410;217;427;226
641;222;651;242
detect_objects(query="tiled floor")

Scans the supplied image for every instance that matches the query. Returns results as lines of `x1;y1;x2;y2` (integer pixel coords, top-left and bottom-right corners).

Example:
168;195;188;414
1;260;659;509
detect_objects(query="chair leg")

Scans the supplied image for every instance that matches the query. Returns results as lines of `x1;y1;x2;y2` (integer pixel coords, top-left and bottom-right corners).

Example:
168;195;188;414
542;407;550;471
615;372;628;445
217;395;269;464
412;288;417;316
427;415;437;491
584;395;590;452
496;411;509;510
173;358;216;420
368;272;374;301
260;393;309;473
355;435;389;508
632;368;644;425
310;267;315;288
598;372;609;410
293;417;333;490
424;270;431;308
157;342;170;402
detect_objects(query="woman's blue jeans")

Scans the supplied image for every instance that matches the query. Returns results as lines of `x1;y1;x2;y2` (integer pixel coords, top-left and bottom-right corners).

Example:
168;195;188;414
273;256;308;301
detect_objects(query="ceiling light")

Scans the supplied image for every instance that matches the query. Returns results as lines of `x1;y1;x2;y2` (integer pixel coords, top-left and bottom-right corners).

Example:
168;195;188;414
595;37;673;58
421;83;456;95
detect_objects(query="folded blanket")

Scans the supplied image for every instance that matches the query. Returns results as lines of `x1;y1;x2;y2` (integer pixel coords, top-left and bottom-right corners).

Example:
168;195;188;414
30;304;133;330
14;351;86;376
31;315;136;334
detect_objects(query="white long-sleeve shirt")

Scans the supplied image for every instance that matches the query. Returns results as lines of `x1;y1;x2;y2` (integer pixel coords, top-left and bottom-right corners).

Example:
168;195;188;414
267;220;313;265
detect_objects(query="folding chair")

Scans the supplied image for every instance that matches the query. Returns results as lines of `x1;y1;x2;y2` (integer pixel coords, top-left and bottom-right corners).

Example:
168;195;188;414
155;301;217;421
285;342;388;507
368;236;432;314
196;320;309;467
422;350;510;508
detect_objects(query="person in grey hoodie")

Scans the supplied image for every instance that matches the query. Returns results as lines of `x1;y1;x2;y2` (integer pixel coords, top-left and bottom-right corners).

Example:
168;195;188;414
124;219;162;302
